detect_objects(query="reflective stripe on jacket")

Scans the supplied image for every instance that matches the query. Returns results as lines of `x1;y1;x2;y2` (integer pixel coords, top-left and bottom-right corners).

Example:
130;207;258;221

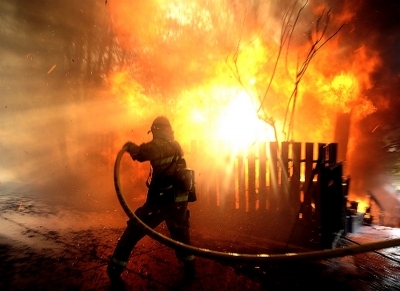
128;137;188;203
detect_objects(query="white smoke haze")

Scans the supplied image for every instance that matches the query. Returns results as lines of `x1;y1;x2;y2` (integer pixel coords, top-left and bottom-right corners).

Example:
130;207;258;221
0;0;399;223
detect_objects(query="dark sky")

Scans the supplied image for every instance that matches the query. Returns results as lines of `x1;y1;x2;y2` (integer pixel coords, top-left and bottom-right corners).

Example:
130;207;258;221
335;0;400;216
354;0;400;112
342;1;400;185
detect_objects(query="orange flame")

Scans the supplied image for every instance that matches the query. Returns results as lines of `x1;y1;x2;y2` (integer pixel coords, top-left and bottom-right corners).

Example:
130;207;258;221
107;1;380;150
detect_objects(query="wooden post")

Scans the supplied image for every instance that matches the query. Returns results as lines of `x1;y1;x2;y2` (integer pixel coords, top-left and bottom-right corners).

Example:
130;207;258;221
290;142;301;216
269;142;278;212
314;144;326;227
281;142;290;209
259;142;267;211
238;149;246;212
303;143;314;222
318;143;327;164
248;145;256;211
328;143;338;165
224;142;236;211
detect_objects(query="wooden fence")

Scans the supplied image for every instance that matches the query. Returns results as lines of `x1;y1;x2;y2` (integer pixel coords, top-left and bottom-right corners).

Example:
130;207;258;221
188;141;341;228
184;140;350;250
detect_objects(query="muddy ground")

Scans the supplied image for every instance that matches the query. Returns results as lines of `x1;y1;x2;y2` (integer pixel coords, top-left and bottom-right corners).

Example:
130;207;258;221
1;183;400;291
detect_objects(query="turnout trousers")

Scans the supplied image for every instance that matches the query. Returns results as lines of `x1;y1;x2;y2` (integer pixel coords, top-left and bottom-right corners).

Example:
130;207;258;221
109;201;193;271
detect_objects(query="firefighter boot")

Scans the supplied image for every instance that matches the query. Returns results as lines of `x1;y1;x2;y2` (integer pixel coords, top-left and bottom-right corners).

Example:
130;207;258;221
183;259;196;281
107;260;127;289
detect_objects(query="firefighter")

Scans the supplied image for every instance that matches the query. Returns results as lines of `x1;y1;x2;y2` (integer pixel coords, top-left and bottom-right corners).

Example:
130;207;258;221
107;116;195;284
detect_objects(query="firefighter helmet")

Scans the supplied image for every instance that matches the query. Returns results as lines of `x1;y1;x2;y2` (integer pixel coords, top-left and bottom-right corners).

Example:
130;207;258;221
149;116;172;133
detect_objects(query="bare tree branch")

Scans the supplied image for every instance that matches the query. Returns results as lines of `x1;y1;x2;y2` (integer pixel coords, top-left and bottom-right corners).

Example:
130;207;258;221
257;0;308;116
226;1;343;144
283;9;344;141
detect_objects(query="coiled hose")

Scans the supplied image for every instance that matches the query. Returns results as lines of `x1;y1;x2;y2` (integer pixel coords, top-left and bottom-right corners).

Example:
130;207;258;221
114;147;400;264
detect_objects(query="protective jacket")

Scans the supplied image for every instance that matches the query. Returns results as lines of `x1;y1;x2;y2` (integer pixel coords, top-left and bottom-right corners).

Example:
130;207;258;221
108;117;195;280
125;132;188;204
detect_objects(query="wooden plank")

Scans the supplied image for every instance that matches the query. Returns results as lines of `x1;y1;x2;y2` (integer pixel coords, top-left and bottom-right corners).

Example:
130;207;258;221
318;143;327;165
237;149;246;211
281;142;290;208
259;142;267;211
290;142;301;215
217;140;224;208
303;142;314;222
328;143;338;165
248;145;256;211
269;142;278;212
314;144;326;228
223;142;236;210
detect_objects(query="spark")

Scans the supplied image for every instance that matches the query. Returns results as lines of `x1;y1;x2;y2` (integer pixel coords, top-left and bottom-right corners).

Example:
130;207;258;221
47;64;57;74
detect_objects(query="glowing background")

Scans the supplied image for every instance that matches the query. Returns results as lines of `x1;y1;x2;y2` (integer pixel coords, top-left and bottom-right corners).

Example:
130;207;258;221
0;0;399;222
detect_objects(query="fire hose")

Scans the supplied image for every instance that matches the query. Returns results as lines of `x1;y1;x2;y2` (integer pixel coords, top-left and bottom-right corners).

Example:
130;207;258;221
114;147;400;264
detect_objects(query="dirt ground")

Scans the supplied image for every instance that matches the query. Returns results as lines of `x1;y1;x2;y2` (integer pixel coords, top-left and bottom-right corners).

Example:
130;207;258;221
1;184;400;291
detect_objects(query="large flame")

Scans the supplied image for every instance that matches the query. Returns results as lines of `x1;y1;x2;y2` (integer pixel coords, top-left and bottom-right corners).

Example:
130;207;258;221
107;1;379;144
106;0;382;203
216;91;275;148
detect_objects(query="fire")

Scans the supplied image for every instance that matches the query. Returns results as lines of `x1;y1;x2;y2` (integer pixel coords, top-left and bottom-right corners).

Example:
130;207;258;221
316;71;376;119
108;66;281;204
324;72;360;112
216;91;275;148
101;1;400;222
106;1;380;153
109;68;274;149
109;71;154;118
312;47;378;121
356;200;369;213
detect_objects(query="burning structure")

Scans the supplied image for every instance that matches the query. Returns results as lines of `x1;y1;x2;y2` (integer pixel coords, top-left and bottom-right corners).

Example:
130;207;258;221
1;0;400;238
1;1;400;290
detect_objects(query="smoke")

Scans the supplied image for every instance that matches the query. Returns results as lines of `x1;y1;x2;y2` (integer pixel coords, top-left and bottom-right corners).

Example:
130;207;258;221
343;2;400;181
0;1;129;211
1;0;399;218
334;1;400;224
